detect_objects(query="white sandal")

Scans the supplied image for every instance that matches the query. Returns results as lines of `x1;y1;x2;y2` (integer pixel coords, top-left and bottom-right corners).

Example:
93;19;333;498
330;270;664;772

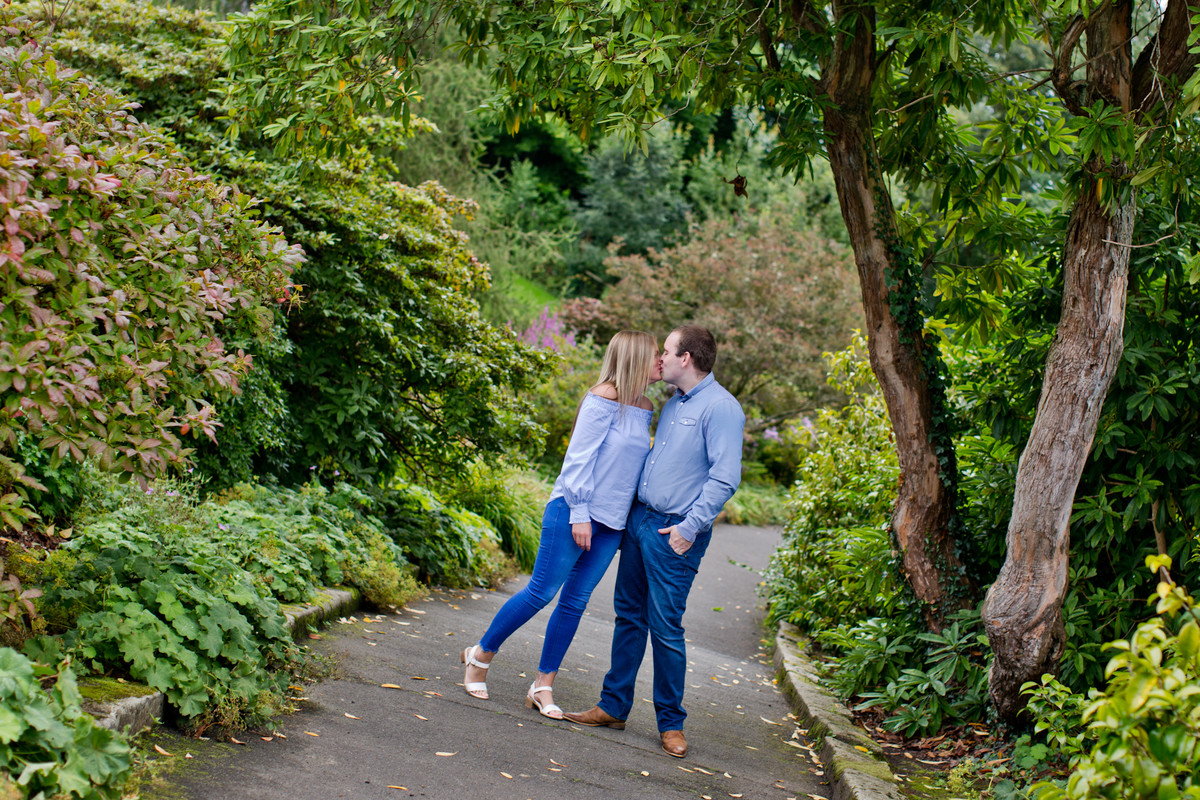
525;683;563;720
460;645;490;700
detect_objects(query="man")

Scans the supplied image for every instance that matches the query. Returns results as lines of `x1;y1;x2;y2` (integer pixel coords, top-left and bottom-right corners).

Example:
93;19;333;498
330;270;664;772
564;325;745;758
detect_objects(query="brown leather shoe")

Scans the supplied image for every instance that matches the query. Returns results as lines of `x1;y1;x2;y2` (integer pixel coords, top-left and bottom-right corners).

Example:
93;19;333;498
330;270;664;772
661;729;688;758
562;705;626;729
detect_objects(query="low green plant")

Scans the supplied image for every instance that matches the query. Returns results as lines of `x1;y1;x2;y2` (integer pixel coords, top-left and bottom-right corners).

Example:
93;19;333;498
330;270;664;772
440;461;550;572
209;480;422;607
35;478;301;732
723;482;790;527
375;481;516;589
854;608;990;736
1031;556;1200;800
0;648;133;799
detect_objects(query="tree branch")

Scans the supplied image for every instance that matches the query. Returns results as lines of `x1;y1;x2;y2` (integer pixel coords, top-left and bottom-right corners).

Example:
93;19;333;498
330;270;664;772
1131;0;1200;118
1053;14;1088;116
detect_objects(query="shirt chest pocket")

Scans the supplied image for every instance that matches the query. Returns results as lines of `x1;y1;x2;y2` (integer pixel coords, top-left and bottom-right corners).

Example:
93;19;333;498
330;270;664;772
677;417;698;428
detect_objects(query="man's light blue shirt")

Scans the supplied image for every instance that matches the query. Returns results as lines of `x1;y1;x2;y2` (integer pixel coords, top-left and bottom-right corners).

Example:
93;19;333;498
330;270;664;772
637;373;745;542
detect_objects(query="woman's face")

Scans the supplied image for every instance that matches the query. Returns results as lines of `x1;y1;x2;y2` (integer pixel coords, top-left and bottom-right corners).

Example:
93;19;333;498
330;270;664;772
647;346;663;384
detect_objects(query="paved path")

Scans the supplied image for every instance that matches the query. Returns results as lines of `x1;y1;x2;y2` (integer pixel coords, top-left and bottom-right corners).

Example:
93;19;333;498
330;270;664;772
147;524;826;800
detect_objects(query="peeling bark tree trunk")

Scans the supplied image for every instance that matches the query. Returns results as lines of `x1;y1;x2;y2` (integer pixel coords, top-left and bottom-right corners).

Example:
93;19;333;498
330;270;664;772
982;180;1134;719
983;0;1139;721
818;1;966;621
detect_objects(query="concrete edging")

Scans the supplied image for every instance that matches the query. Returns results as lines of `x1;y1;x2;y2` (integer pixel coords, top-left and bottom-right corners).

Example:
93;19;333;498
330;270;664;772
774;621;902;800
82;586;361;734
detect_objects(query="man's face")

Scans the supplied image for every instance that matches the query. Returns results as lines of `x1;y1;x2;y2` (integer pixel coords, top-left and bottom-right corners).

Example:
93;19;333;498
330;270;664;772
660;332;685;387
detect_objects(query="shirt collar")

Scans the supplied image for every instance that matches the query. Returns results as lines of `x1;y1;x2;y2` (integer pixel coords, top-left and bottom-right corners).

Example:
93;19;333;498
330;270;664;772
676;372;715;403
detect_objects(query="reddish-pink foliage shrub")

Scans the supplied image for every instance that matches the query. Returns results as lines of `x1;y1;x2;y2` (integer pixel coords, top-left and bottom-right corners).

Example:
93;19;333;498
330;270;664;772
0;27;300;527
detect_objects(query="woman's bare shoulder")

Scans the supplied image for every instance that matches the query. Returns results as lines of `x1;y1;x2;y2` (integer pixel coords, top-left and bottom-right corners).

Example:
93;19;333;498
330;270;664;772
590;382;619;400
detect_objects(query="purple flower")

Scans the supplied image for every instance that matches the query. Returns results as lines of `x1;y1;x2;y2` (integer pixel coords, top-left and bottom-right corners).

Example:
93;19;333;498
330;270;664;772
763;427;781;442
518;306;575;352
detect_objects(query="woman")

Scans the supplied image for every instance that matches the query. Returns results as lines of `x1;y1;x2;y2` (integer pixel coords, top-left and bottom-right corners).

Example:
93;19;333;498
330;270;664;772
461;330;661;719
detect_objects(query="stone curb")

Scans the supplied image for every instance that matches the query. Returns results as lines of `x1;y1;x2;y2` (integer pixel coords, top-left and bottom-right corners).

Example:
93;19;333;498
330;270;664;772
773;622;902;800
82;586;361;734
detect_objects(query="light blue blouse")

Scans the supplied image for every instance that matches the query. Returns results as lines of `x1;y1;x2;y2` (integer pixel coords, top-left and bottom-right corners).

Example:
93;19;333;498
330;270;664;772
548;392;653;531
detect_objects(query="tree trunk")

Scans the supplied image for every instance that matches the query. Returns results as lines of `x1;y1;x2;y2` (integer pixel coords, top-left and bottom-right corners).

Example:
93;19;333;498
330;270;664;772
819;1;966;621
983;0;1136;721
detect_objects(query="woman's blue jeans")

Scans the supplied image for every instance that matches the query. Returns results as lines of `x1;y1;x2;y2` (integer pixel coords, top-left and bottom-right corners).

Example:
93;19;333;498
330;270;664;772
478;496;622;673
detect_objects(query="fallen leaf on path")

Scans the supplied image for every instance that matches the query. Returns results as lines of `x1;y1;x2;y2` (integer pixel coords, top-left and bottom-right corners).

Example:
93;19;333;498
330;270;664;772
724;772;733;778
402;607;425;614
260;737;273;742
154;745;172;756
386;786;407;791
308;634;322;640
730;794;744;798
424;691;443;697
855;745;869;753
745;746;758;750
380;684;402;689
677;766;694;773
640;771;650;777
304;732;319;737
414;714;428;721
185;754;193;759
550;759;567;767
693;767;713;775
411;676;428;680
345;714;361;720
547;768;562;772
807;795;829;800
435;752;457;757
501;772;513;779
230;738;246;745
276;733;287;739
760;716;781;725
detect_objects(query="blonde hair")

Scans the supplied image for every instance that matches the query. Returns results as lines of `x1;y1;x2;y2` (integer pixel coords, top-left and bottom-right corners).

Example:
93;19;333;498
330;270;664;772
594;330;658;407
569;330;657;436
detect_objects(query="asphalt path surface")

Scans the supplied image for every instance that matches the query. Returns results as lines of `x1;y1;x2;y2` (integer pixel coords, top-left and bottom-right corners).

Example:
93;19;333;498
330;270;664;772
148;523;827;800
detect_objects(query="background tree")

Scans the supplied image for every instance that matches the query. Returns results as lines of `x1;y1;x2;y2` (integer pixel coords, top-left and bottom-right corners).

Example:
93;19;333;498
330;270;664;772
561;205;862;418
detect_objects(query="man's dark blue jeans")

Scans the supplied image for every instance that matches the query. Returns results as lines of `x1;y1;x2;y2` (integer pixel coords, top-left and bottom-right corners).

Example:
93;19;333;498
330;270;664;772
598;501;712;732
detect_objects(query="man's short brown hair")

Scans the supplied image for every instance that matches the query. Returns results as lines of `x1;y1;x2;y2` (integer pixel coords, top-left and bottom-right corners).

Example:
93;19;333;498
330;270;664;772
671;325;717;373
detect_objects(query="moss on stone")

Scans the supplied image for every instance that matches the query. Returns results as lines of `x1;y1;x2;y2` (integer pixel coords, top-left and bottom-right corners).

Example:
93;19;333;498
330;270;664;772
78;677;159;703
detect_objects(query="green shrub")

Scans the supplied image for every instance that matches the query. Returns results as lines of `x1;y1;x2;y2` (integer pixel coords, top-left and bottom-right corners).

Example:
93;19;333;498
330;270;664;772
853;608;990;737
440;461;550;572
25;0;554;493
520;325;604;470
0;649;132;800
210;480;424;609
763;336;903;632
1031;557;1200;800
374;481;516;590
